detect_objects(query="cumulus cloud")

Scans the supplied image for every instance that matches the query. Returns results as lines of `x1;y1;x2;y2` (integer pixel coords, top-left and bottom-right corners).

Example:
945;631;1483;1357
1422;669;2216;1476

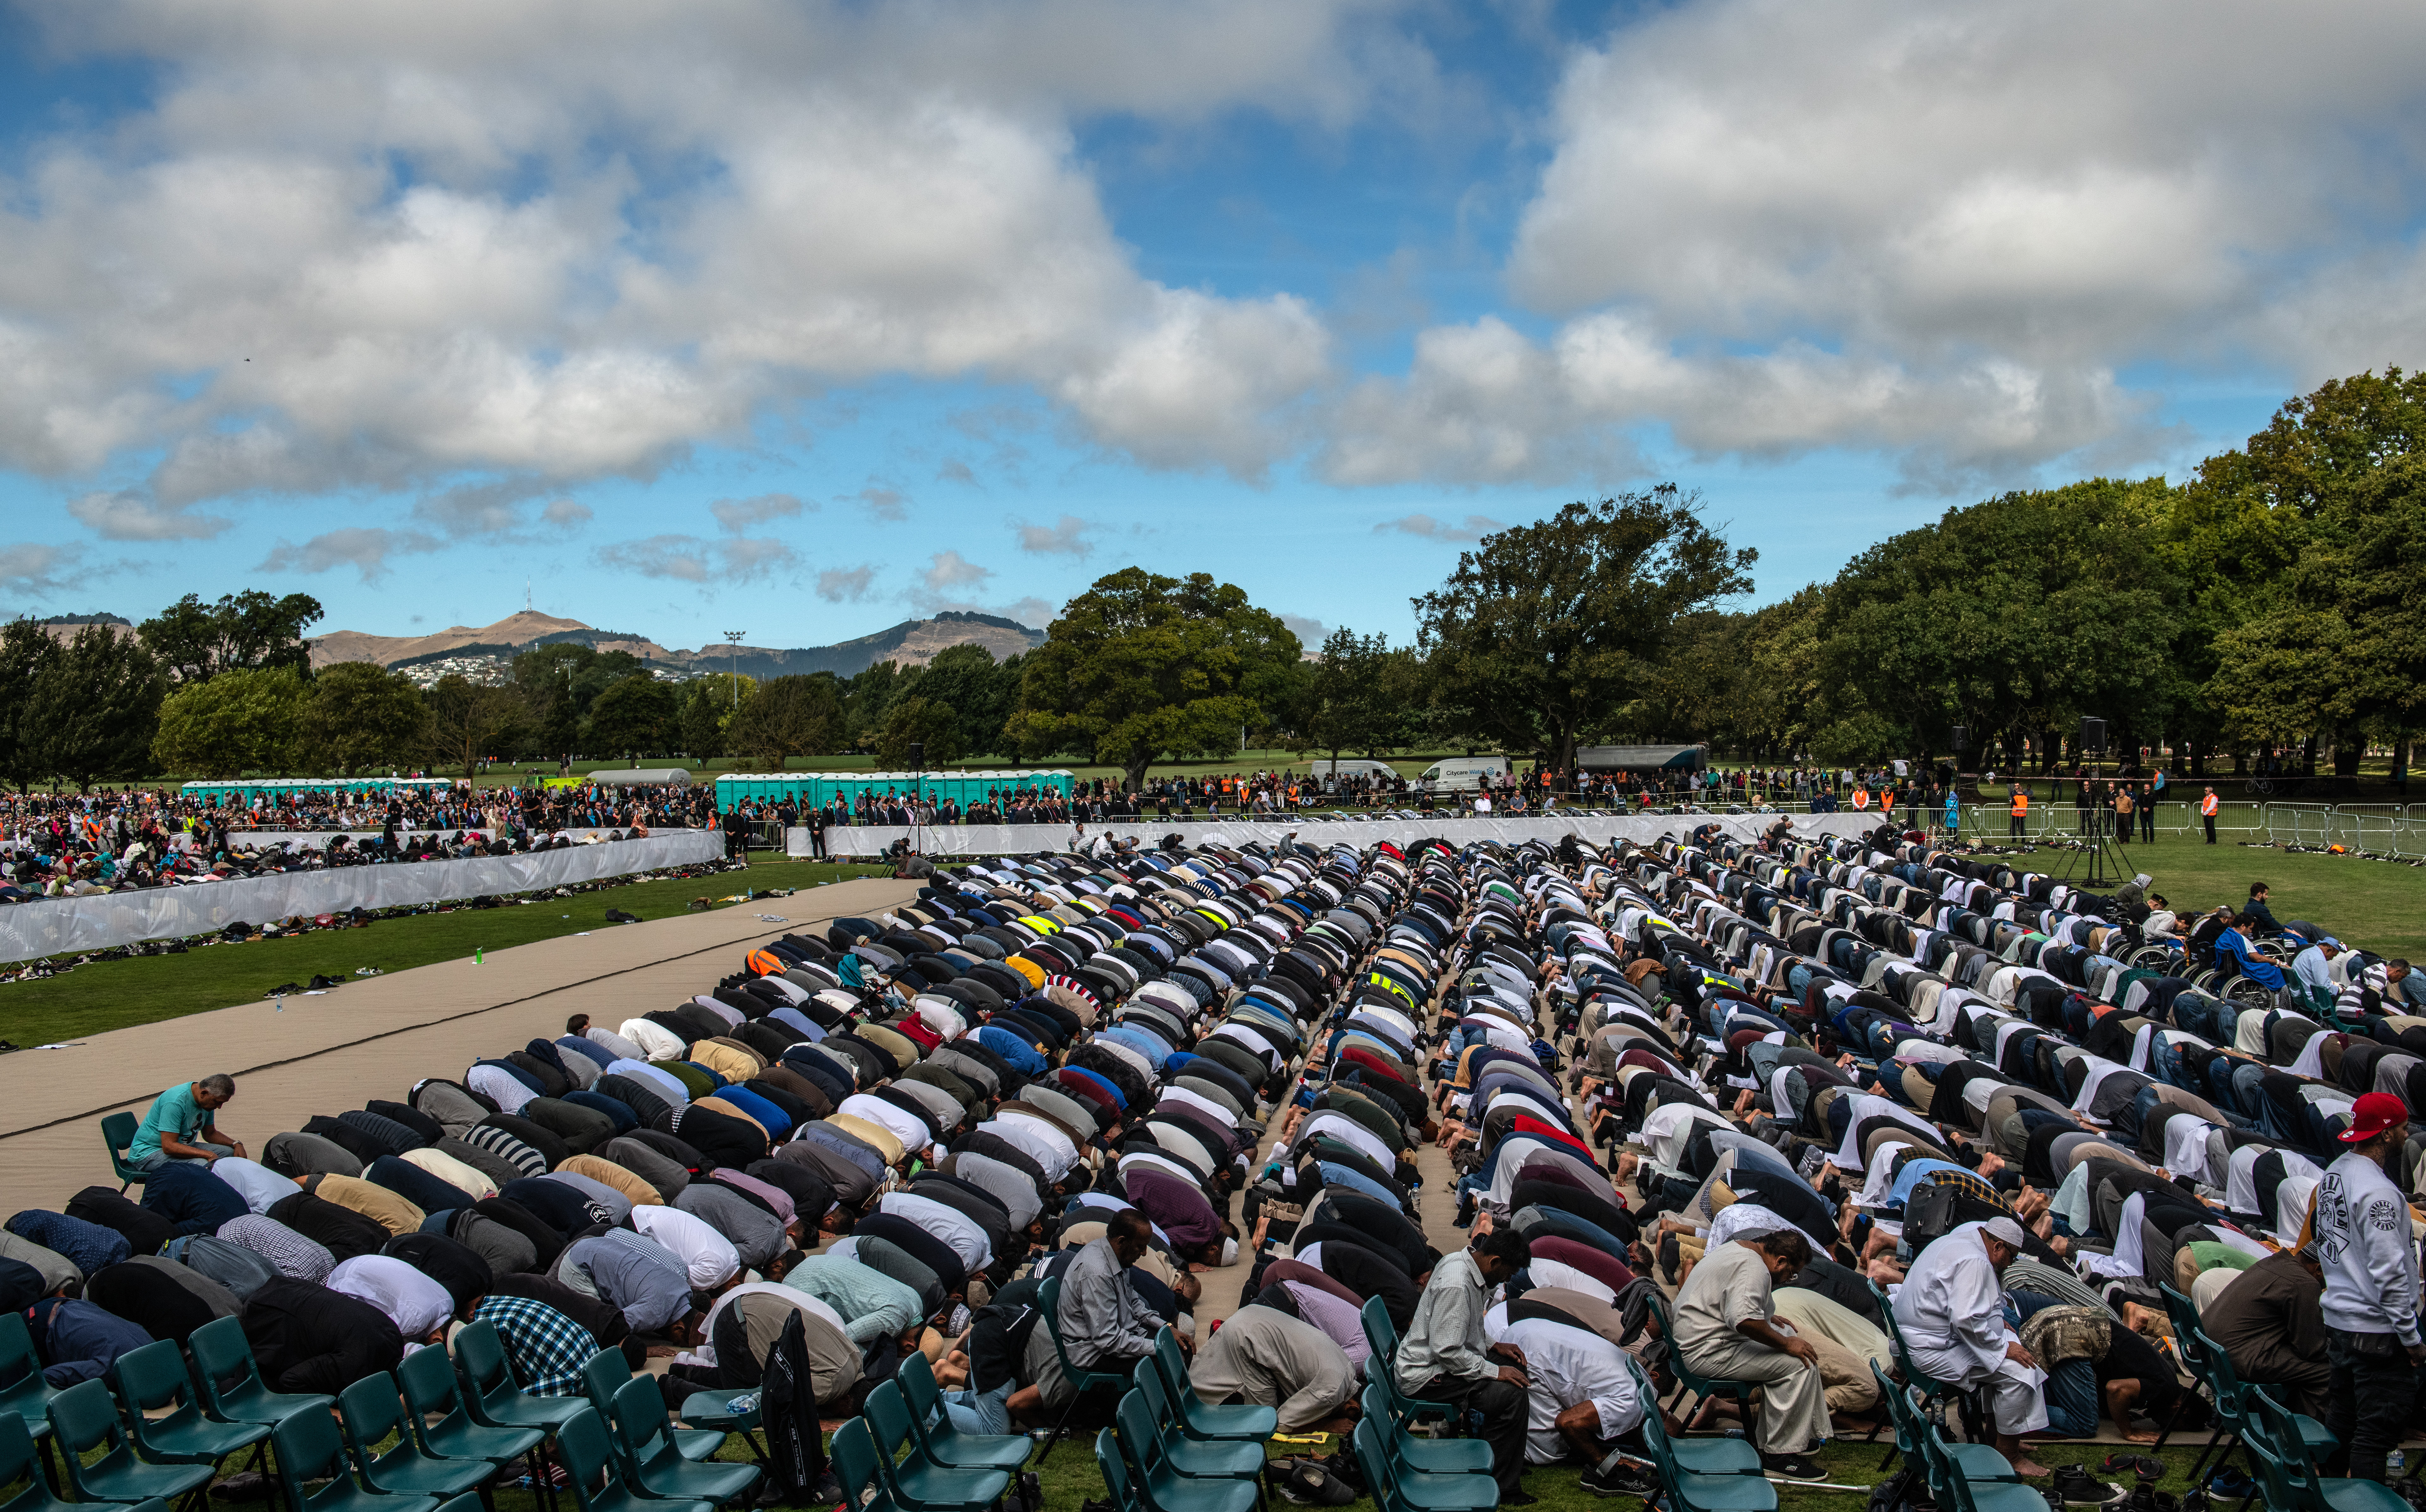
592;533;799;584
816;564;876;602
710;492;808;533
540;497;592;526
1373;511;1503;543
0;542;100;599
1013;513;1096;556
852;487;910;523
920;550;994;594
1280;612;1327;646
257;526;445;582
66;489;233;541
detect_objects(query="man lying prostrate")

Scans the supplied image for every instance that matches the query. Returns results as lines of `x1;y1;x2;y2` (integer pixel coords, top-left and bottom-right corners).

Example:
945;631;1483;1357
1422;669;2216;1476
1481;1286;1650;1496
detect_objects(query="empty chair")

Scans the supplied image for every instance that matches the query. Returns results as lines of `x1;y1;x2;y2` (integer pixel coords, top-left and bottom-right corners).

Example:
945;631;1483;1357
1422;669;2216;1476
44;1379;215;1509
893;1353;1032;1472
1913;1422;2047;1512
0;1413;78;1512
186;1316;333;1431
102;1113;149;1194
1147;1331;1273;1445
337;1376;496;1501
553;1408;710;1512
1348;1417;1494;1512
2243;1383;2404;1512
454;1321;589;1437
863;1383;1013;1511
1633;1384;1777;1512
580;1352;722;1465
1108;1393;1254;1512
396;1345;546;1472
1870;1363;2013;1486
1127;1372;1264;1483
0;1314;59;1452
112;1338;271;1470
831;1420;908;1512
270;1403;442;1512
1356;1382;1492;1477
606;1377;758;1506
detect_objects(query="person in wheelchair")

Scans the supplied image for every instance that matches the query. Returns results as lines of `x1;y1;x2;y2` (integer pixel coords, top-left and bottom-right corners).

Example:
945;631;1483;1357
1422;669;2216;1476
2213;912;2289;996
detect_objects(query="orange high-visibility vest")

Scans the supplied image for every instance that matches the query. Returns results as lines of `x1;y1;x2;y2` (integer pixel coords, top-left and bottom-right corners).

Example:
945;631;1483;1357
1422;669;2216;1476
2011;793;2028;817
1852;788;1870;810
2201;793;2219;816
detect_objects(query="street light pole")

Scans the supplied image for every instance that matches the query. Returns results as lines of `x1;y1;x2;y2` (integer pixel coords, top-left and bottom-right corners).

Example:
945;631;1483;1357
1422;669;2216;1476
723;632;745;711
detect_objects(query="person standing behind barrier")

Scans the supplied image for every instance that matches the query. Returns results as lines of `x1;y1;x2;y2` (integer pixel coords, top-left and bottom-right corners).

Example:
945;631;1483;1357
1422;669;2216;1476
2112;784;2134;845
1943;790;1960;839
2202;787;2219;844
2139;782;2157;843
2316;1092;2424;1483
2009;785;2028;838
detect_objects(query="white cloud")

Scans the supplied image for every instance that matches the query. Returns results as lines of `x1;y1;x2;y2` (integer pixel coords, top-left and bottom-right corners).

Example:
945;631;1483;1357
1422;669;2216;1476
1373;511;1502;543
540;497;592;527
709;492;808;533
1279;612;1326;645
0;542;100;599
851;486;909;523
1003;595;1055;630
920;550;994;594
66;489;233;541
592;533;799;584
257;526;445;582
816;564;876;602
1013;513;1096;556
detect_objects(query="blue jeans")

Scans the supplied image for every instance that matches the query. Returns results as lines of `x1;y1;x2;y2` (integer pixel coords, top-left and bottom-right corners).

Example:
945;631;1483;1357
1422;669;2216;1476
2043;1360;2099;1439
941;1382;1013;1437
136;1143;233;1171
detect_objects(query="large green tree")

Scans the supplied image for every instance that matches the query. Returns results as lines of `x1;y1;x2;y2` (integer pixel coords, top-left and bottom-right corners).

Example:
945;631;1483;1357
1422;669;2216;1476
587;674;681;759
138;590;323;681
301;662;428;775
152;666;309;778
915;643;1019;759
729;675;842;769
1007;568;1302;791
28;625;166;790
1297;627;1394;768
1414;488;1756;774
423;674;527;779
0;619;59;791
874;695;962;768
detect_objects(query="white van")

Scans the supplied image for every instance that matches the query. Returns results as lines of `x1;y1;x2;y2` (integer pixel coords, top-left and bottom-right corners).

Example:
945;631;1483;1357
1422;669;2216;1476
1305;759;1399;781
1418;755;1509;791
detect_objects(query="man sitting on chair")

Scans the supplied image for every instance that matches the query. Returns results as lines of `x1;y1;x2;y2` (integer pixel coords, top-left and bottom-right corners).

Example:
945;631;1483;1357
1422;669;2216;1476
1893;1217;2051;1477
1671;1227;1829;1481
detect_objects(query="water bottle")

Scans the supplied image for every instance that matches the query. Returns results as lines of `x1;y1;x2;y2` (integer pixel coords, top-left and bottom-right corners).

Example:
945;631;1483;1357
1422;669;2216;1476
2392;1449;2407;1473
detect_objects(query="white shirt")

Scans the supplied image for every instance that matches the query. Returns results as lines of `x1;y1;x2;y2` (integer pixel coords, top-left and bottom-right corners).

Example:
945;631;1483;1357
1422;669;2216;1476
978;1115;1076;1182
1891;1223;2012;1376
839;1094;932;1156
619;1018;687;1060
631;1205;742;1289
1295;1112;1393;1173
608;1061;690;1104
1486;1308;1644;1461
400;1147;497;1203
676;1282;850;1371
466;1065;538;1115
328;1255;452;1341
876;1192;994;1274
210;1158;299;1215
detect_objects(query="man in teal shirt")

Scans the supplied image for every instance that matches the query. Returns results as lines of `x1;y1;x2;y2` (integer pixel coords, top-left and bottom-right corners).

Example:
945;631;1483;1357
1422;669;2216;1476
129;1074;244;1170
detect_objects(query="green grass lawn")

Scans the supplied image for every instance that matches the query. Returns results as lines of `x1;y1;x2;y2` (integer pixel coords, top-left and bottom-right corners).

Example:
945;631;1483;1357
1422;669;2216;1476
0;856;888;1047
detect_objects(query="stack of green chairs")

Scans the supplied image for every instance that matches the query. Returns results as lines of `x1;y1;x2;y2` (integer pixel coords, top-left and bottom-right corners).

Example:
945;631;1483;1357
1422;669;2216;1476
1869;1362;2017;1488
579;1354;725;1466
1356;1381;1492;1477
336;1377;496;1503
863;1383;1015;1510
2243;1384;2404;1512
550;1409;709;1512
267;1404;439;1512
1627;1368;1775;1512
1124;1371;1265;1485
1104;1396;1255;1512
2190;1319;2339;1498
1912;1418;2050;1512
1147;1330;1274;1444
1348;1415;1494;1512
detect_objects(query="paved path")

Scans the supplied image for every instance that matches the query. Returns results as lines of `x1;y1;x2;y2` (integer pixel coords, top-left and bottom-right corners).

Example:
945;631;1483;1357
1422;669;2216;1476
0;878;924;1217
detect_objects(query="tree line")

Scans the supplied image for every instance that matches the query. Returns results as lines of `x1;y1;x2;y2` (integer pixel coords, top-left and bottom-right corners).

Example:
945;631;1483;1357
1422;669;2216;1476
7;365;2408;790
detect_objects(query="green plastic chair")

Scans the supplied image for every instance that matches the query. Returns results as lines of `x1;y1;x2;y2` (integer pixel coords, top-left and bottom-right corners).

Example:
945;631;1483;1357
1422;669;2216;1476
1869;1361;2016;1484
0;1412;81;1512
270;1407;442;1512
1033;1273;1136;1464
1108;1395;1255;1512
1634;1381;1777;1512
579;1352;721;1466
830;1420;906;1512
2245;1383;2403;1512
1093;1427;1147;1512
1916;1418;2059;1512
1642;1291;1763;1440
2156;1284;2239;1476
44;1380;213;1509
1355;1382;1491;1476
0;1313;60;1456
337;1376;497;1501
1148;1330;1273;1444
893;1353;1033;1471
112;1338;271;1468
397;1344;546;1471
187;1316;333;1430
102;1113;149;1194
1349;1417;1495;1512
1127;1372;1264;1483
553;1408;708;1512
2192;1321;2337;1483
454;1321;589;1436
605;1377;759;1506
1614;1361;1761;1478
1357;1298;1456;1432
864;1382;1013;1510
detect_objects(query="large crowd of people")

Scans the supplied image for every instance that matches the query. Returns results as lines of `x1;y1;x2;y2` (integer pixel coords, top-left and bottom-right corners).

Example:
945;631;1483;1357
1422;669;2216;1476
8;816;2423;1505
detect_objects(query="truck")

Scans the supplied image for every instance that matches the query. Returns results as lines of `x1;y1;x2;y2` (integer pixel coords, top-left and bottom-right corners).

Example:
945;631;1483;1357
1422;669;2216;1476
1416;756;1509;792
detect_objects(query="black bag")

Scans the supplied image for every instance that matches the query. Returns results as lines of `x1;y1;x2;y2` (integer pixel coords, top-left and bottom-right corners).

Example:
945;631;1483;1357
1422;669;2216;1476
759;1312;826;1499
1866;1465;1936;1512
1901;1180;2007;1254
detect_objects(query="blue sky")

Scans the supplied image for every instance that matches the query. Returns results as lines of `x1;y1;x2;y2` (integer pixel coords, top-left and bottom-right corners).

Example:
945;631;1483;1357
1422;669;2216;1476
0;0;2419;654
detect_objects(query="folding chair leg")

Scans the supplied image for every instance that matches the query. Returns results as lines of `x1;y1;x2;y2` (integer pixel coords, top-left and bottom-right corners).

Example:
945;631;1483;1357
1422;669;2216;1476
1877;1443;1899;1472
2149;1392;2187;1453
36;1436;59;1494
1035;1393;1080;1465
2187;1428;2234;1490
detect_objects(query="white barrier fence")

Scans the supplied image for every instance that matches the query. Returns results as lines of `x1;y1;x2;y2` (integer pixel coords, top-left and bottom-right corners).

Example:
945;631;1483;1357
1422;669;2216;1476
0;831;725;961
789;812;1883;859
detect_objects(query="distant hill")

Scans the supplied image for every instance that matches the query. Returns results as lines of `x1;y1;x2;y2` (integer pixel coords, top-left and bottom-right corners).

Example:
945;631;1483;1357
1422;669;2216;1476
309;608;1043;681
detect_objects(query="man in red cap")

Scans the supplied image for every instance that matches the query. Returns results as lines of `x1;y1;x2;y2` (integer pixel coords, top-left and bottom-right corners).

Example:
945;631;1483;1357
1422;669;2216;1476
2315;1090;2423;1483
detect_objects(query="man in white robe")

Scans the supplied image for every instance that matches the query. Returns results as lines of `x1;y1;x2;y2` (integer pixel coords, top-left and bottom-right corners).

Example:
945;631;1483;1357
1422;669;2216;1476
1892;1217;2051;1476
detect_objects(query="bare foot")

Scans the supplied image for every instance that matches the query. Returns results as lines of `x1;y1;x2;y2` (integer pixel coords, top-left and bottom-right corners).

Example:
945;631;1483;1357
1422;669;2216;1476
2011;1458;2054;1478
